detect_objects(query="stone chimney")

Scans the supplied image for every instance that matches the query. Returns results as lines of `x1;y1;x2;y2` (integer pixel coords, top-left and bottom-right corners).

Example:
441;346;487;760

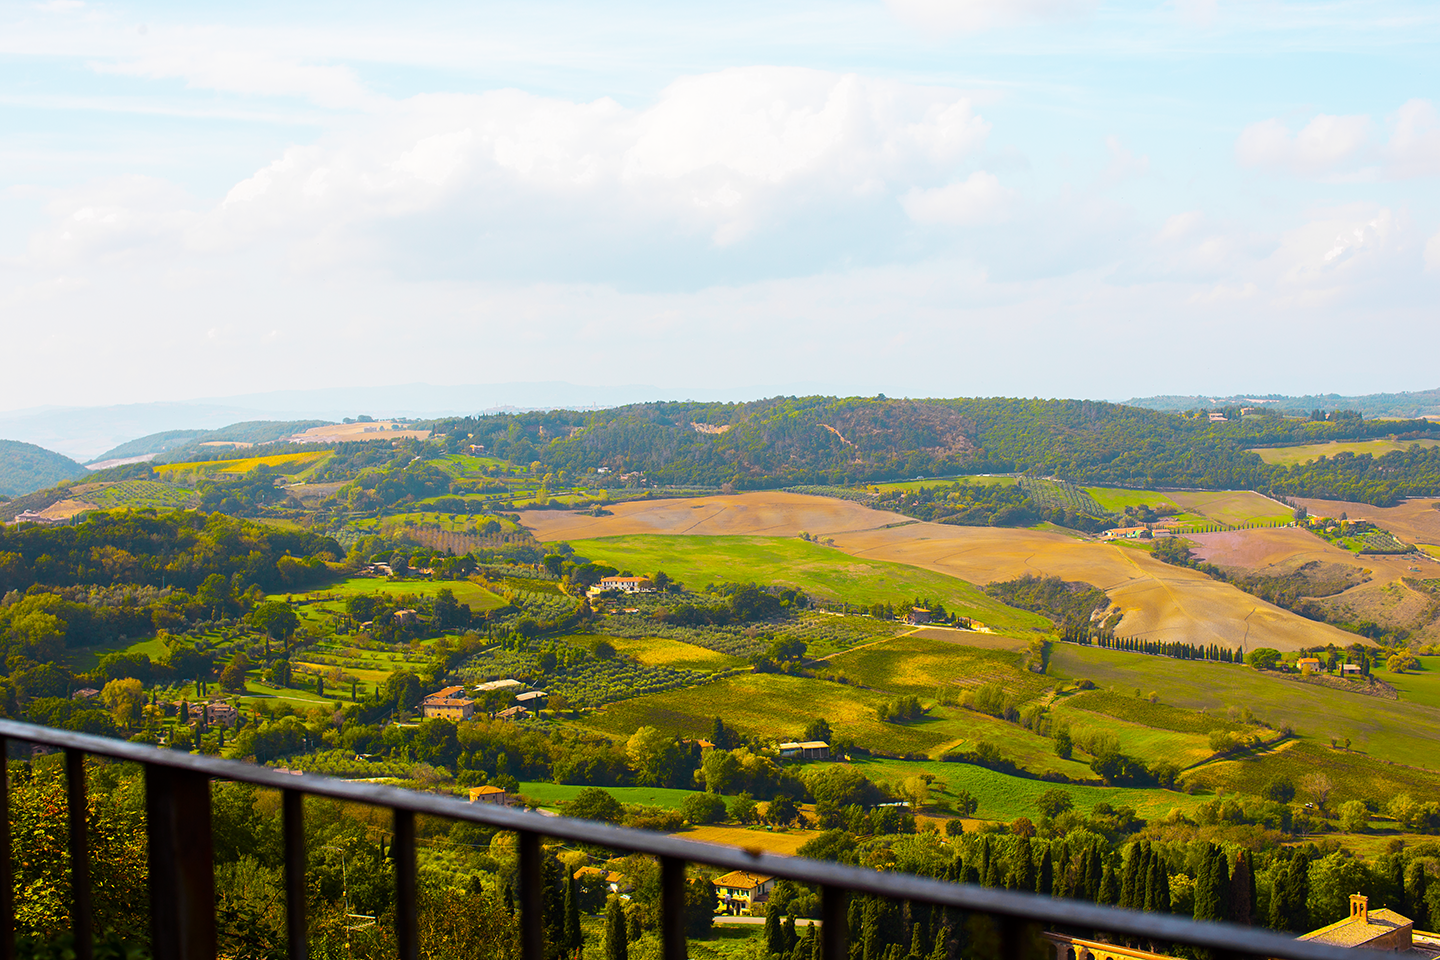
1349;894;1368;923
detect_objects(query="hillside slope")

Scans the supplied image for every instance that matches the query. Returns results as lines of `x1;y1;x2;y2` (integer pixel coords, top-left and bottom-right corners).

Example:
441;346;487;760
1127;387;1440;419
0;439;87;497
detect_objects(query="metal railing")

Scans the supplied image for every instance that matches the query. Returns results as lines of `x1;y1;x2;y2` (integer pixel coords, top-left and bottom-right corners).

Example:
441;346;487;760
0;719;1383;960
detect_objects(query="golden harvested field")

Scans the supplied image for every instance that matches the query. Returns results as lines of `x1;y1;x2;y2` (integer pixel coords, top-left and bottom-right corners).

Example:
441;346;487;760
524;493;1364;652
1250;438;1440;466
1292;496;1440;546
677;824;821;856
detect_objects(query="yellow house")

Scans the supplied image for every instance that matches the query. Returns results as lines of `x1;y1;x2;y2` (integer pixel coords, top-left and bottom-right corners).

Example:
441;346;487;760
1300;895;1416;951
713;870;775;915
1297;657;1322;675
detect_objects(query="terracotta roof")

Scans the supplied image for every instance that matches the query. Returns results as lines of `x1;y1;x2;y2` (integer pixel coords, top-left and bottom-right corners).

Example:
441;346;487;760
713;870;773;890
1300;908;1412;947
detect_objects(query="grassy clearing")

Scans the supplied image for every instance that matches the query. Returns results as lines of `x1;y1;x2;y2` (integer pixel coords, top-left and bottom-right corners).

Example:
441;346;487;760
1184;740;1440;807
821;758;1208;822
580;672;1095;775
1251;438;1440;466
272;576;508;611
1056;690;1230;734
1084;488;1180;513
66;634;173;673
1166;491;1293;526
1050;645;1440;771
517;782;698;810
594;635;746;672
1379;656;1440;709
564;535;1049;636
824;635;1050;700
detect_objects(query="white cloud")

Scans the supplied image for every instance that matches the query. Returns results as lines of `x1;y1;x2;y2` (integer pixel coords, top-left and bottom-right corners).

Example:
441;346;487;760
885;0;1096;33
1386;99;1440;178
901;171;1013;225
1235;113;1372;176
1102;136;1149;184
29;67;993;269
1425;229;1440;272
95;47;375;110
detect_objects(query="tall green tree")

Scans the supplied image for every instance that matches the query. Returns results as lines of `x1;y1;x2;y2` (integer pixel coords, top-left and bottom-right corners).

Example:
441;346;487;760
604;897;627;960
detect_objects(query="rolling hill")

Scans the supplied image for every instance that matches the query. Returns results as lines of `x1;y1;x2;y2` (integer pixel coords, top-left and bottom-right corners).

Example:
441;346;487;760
0;439;87;497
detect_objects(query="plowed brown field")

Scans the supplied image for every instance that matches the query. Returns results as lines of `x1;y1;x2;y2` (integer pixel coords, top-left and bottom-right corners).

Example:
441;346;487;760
522;493;1364;652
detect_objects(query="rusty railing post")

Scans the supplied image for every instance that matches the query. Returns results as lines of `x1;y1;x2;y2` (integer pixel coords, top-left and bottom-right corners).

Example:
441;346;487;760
822;885;849;960
0;735;11;960
393;810;417;960
660;856;687;960
518;830;543;960
66;749;92;960
146;763;216;960
283;790;308;960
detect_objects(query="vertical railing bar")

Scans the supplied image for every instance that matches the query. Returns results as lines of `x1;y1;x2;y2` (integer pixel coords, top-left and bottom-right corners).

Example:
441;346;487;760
393;809;417;960
821;885;848;960
0;735;11;960
999;914;1023;960
283;790;308;960
518;830;543;960
66;749;93;960
659;856;686;960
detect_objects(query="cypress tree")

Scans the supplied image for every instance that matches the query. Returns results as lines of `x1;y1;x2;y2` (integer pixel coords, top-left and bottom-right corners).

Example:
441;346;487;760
984;846;1004;889
1086;848;1104;903
1230;849;1255;926
927;927;948;960
564;870;583;958
862;898;882;960
1270;853;1310;932
1120;843;1142;909
908;922;926;960
1194;843;1228;923
1013;838;1035;893
1391;857;1407;915
1407;863;1430;930
1099;861;1119;906
1038;846;1054;896
767;903;786;957
1145;849;1170;913
605;897;627;960
784;914;799;956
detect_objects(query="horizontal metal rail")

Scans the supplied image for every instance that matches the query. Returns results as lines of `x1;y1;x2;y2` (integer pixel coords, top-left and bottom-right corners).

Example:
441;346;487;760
0;719;1386;960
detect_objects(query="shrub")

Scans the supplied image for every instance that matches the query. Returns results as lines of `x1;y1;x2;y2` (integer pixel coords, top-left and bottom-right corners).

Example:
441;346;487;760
681;792;727;825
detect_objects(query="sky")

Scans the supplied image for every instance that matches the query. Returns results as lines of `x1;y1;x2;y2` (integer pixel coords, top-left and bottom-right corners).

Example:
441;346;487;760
2;0;1438;412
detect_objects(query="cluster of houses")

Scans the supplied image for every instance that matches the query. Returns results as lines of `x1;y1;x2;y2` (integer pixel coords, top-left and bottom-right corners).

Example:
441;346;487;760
587;575;656;598
418;678;549;722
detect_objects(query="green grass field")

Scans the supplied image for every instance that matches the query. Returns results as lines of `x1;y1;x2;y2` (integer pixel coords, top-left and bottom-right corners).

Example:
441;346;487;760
272;576;508;612
563;535;1049;636
1250;438;1440;466
517;782;699;810
587;635;746;672
824;635;1050;700
1050;645;1440;771
1379;657;1440;709
824;757;1209;822
1083;487;1180;512
579;671;1097;776
155;451;330;479
1165;491;1294;526
1184;740;1440;807
66;634;174;673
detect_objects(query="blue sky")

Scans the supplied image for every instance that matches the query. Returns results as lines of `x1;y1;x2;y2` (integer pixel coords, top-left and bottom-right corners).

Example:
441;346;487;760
1;0;1438;410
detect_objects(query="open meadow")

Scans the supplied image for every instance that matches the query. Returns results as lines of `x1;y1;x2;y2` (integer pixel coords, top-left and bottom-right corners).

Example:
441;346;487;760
1250;437;1440;466
1164;490;1294;526
1049;644;1440;772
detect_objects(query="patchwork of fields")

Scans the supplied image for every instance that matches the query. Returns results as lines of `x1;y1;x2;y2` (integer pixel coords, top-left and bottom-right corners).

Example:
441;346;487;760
525;493;1363;652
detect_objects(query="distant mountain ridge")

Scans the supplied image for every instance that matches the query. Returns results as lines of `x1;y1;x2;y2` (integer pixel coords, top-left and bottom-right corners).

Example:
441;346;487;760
0;440;86;497
1126;388;1440;419
92;420;333;464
